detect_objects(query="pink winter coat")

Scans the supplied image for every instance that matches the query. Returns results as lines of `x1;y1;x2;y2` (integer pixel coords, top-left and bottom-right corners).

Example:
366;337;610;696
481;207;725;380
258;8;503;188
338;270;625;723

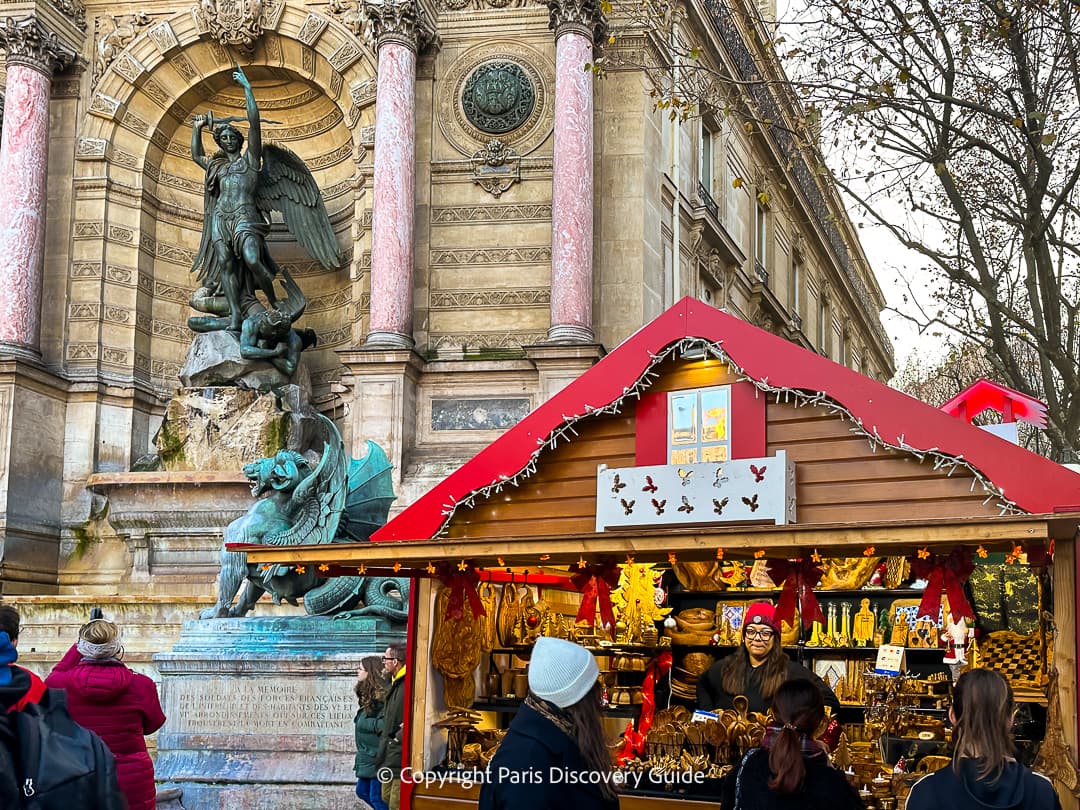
46;645;166;810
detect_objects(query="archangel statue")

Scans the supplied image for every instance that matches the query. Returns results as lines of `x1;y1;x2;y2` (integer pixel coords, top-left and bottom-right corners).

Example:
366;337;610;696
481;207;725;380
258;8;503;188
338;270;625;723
200;412;406;621
187;67;338;364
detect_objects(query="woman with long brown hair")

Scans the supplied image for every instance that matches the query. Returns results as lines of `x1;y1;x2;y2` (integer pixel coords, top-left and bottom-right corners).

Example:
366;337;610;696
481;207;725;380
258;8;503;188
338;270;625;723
354;655;390;810
479;636;619;809
906;669;1059;810
697;603;839;714
720;678;861;810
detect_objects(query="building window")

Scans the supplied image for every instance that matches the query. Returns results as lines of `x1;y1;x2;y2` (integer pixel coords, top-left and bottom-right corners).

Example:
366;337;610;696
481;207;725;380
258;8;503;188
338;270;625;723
700;124;713;193
668;386;731;464
818;295;828;353
791;256;803;322
755;202;768;283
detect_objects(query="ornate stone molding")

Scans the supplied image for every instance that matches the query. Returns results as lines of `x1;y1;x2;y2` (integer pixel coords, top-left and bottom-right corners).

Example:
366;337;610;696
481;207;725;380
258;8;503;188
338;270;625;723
545;0;606;42
361;0;437;52
53;0;87;31
92;12;152;88
191;0;283;53
471;138;520;197
0;16;78;73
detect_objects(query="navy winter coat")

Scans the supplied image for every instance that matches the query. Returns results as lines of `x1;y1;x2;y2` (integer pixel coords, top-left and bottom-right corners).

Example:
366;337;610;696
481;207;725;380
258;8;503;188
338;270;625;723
478;702;620;810
906;759;1061;810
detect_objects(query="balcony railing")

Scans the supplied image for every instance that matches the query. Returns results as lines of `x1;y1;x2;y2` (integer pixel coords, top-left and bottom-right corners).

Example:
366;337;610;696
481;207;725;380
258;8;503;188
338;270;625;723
755;260;769;285
697;182;719;221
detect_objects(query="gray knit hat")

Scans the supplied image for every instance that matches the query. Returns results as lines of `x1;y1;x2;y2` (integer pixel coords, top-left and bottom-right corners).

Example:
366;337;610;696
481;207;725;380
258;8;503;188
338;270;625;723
528;637;599;708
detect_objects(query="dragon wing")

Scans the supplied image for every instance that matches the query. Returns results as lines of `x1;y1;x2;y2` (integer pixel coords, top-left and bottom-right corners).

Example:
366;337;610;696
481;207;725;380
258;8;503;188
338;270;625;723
263;414;348;546
338;440;398;543
256;142;341;271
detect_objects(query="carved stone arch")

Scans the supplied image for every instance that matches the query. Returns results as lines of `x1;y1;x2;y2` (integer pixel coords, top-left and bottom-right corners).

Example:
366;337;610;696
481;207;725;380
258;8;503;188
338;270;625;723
68;4;378;395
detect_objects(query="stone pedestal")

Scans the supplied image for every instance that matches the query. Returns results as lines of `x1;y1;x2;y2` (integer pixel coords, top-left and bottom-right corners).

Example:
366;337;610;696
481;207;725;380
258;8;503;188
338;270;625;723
155;615;406;810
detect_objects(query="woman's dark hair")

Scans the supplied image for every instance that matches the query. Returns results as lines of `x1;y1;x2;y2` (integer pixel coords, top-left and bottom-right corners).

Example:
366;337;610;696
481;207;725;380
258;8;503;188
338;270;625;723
951;668;1016;783
354;656;389;714
563;682;617;801
719;628;790;701
767;679;825;795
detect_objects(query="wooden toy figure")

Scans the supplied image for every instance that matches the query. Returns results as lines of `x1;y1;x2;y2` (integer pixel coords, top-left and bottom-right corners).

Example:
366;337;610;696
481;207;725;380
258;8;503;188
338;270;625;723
942;613;971;665
853;598;875;647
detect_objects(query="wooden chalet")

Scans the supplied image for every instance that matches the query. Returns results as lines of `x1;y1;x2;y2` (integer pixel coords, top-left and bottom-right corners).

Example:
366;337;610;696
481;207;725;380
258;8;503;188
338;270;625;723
244;297;1080;809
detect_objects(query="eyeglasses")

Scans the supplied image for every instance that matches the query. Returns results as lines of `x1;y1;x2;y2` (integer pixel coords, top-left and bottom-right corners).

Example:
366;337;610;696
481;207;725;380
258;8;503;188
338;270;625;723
744;629;776;641
383;656;399;662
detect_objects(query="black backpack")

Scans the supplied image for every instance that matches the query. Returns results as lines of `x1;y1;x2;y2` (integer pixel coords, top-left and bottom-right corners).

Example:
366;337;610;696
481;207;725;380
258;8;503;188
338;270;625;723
8;688;126;810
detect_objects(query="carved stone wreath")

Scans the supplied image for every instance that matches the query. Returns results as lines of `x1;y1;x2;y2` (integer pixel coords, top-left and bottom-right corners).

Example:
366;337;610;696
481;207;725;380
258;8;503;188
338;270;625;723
461;61;535;135
437;44;552;156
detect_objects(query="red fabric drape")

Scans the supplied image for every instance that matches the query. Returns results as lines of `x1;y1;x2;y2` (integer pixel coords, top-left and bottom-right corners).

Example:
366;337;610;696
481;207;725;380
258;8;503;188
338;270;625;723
766;558;825;629
436;562;486;620
570;558;621;635
616;650;673;763
909;548;975;622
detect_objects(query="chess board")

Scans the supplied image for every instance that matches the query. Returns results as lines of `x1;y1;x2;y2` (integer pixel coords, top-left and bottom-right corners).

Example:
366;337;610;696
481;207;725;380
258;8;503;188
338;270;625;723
979;629;1048;691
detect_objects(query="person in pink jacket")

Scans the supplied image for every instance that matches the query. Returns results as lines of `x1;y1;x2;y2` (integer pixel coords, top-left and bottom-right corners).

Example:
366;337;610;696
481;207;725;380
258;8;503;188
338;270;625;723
46;616;166;810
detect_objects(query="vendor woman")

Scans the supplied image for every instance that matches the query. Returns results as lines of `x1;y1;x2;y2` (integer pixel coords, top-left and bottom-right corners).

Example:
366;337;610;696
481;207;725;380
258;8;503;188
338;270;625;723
697;603;840;714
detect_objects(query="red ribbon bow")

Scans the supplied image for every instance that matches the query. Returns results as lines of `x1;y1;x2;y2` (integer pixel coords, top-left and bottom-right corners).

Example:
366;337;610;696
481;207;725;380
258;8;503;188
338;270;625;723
571;557;621;636
436;563;486;620
767;558;826;629
909;548;975;622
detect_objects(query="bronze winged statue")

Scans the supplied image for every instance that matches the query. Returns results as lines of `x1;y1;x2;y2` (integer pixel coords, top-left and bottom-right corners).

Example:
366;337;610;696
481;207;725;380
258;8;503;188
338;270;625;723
188;67;339;336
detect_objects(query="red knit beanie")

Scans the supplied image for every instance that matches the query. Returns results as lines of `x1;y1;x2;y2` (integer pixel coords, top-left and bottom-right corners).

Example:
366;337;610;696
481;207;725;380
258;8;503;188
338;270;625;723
743;602;780;634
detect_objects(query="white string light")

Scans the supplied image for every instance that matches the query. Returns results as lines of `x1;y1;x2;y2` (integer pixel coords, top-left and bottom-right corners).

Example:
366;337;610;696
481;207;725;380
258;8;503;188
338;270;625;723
431;337;1023;536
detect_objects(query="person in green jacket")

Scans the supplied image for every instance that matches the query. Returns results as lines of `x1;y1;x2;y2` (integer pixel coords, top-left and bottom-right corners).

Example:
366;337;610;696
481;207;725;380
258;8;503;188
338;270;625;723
376;644;407;810
354;655;389;810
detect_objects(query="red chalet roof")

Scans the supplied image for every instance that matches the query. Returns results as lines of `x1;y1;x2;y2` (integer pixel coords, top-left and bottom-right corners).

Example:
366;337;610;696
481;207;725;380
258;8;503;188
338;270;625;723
373;297;1080;541
940;378;1049;428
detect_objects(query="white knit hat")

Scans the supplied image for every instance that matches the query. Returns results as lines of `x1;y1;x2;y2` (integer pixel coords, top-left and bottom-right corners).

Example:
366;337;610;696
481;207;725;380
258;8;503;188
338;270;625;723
527;637;599;708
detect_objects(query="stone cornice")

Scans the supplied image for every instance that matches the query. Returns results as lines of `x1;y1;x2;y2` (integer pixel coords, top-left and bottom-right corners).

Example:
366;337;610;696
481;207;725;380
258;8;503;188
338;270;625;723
362;0;438;52
0;15;77;73
545;0;607;43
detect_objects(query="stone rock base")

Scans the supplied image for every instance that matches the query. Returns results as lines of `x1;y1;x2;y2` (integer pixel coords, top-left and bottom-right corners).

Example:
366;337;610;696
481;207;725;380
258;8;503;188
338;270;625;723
154;387;291;471
154;616;406;810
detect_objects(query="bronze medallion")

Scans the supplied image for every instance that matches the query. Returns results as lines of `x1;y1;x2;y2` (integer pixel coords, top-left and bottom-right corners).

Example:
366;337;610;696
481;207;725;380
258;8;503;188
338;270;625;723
461;61;536;134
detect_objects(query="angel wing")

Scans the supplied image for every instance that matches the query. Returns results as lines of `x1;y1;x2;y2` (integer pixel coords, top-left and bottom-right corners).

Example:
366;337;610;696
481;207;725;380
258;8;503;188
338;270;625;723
256;143;340;271
263;414;348;547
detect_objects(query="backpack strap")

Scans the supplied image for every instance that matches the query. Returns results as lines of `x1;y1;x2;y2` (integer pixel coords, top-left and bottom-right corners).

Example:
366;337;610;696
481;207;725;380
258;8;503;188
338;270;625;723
733;747;764;810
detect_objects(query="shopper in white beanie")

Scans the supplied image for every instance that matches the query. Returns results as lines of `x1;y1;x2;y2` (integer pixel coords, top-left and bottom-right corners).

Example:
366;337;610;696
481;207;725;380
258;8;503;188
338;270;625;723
479;637;618;810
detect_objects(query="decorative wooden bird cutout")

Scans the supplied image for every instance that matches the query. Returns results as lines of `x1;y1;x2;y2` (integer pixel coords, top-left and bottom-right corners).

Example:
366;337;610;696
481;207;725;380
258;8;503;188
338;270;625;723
750;464;766;483
677;468;694;486
642;475;658;493
651;498;667;515
678;496;694;513
742;493;760;512
620;498;636;515
611;474;626;494
713;497;729;515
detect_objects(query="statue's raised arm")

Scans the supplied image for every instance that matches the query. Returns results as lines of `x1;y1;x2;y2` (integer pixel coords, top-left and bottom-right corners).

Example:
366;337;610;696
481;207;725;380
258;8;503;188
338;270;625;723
233;67;261;166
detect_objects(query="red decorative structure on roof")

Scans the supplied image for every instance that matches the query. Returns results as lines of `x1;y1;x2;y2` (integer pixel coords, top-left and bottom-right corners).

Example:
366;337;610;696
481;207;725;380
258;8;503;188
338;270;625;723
940;378;1049;428
373;298;1080;542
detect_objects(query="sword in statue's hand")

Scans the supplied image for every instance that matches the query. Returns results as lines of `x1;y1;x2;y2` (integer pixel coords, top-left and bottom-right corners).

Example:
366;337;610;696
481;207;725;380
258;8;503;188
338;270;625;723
201;111;285;127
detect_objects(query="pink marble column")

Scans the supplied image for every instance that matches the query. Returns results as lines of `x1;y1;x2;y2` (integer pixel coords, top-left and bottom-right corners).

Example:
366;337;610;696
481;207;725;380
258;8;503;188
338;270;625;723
0;18;74;357
547;0;604;344
362;0;434;350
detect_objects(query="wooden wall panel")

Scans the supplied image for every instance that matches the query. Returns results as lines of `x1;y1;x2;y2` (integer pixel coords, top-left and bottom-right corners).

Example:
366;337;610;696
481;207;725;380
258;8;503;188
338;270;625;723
444;374;1003;539
767;401;1001;524
445;413;636;539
